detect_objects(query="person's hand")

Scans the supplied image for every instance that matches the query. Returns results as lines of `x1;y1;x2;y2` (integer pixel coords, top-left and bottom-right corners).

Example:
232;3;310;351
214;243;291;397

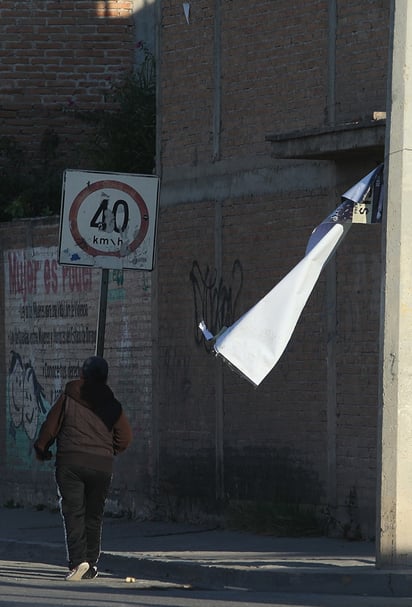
34;442;52;461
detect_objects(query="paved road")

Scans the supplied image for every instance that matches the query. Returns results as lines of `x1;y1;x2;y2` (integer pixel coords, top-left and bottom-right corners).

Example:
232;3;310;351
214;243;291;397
0;558;411;607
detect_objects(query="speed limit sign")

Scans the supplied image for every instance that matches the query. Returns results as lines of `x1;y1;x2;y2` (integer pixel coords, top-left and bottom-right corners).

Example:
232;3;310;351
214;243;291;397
58;169;160;270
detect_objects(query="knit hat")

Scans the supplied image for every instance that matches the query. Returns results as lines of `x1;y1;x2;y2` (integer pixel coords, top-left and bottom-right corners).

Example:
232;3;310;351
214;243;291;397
81;356;108;382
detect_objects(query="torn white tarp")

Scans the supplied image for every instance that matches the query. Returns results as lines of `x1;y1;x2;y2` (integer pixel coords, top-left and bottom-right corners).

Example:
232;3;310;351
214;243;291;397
199;164;384;386
214;221;347;386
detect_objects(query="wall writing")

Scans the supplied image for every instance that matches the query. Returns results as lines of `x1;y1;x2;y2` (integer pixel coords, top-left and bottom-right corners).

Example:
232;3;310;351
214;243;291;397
190;259;243;349
4;246;99;468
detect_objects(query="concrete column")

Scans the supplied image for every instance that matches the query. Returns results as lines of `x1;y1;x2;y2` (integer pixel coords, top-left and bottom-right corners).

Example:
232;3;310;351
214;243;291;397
377;0;412;568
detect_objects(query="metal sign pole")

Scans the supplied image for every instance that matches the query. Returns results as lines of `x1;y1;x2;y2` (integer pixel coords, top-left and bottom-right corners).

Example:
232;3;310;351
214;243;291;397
95;268;109;357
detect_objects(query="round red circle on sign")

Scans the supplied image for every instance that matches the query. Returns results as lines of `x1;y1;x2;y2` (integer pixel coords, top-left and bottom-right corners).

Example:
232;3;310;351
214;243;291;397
69;180;149;257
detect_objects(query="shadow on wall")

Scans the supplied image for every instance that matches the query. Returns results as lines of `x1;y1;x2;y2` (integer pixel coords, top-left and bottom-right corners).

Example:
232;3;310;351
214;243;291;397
157;446;324;517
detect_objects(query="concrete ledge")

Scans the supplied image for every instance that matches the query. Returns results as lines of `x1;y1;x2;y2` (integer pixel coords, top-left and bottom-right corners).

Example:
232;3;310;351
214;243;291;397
160;157;334;206
266;121;386;160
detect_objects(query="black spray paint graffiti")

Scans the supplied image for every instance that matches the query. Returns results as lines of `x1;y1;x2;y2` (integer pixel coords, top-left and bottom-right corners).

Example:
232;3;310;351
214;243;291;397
8;351;48;442
190;260;243;348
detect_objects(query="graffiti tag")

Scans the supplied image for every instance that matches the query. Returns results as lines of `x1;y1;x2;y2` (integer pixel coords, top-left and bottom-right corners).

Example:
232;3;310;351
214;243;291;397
190;259;243;348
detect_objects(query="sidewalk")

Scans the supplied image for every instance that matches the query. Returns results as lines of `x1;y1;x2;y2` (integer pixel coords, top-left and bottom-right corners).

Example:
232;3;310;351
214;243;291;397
0;506;411;597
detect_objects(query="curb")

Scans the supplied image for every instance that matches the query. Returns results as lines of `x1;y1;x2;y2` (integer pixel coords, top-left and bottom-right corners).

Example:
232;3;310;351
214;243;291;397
100;551;412;598
1;538;411;598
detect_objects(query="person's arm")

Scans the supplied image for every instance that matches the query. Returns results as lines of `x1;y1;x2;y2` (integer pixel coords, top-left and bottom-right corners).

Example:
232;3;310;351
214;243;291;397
33;393;66;461
113;410;133;455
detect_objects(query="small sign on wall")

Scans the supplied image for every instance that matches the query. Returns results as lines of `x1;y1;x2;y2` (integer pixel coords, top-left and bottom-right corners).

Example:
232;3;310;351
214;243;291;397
59;169;160;270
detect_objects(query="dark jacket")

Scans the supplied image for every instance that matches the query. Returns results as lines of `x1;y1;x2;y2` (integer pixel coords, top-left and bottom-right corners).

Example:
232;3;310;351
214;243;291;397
34;378;133;473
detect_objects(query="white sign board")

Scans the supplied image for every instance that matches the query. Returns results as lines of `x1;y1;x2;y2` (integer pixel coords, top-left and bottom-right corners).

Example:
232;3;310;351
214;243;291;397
59;169;160;270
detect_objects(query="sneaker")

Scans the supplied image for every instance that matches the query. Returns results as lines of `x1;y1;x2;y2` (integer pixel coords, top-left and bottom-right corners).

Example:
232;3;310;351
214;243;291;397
65;561;90;581
82;565;98;579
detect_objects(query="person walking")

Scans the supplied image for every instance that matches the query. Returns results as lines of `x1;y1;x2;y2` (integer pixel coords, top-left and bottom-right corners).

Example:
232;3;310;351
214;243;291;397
34;355;133;581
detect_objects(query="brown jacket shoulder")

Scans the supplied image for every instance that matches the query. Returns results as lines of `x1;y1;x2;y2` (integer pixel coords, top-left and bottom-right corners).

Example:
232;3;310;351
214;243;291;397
34;380;133;461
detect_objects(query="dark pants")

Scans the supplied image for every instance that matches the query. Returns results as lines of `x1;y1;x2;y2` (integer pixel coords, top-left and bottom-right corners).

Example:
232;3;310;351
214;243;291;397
56;464;112;569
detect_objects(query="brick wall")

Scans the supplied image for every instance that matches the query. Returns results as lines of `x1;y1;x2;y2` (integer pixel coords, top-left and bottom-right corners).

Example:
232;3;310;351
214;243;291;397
156;0;389;537
0;2;153;519
0;0;390;537
0;0;135;164
335;221;382;535
156;176;382;537
160;0;389;170
335;0;390;122
0;217;153;515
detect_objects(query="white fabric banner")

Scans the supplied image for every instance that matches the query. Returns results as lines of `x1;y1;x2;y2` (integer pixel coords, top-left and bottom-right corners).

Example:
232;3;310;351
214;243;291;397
199;164;384;386
214;223;347;386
